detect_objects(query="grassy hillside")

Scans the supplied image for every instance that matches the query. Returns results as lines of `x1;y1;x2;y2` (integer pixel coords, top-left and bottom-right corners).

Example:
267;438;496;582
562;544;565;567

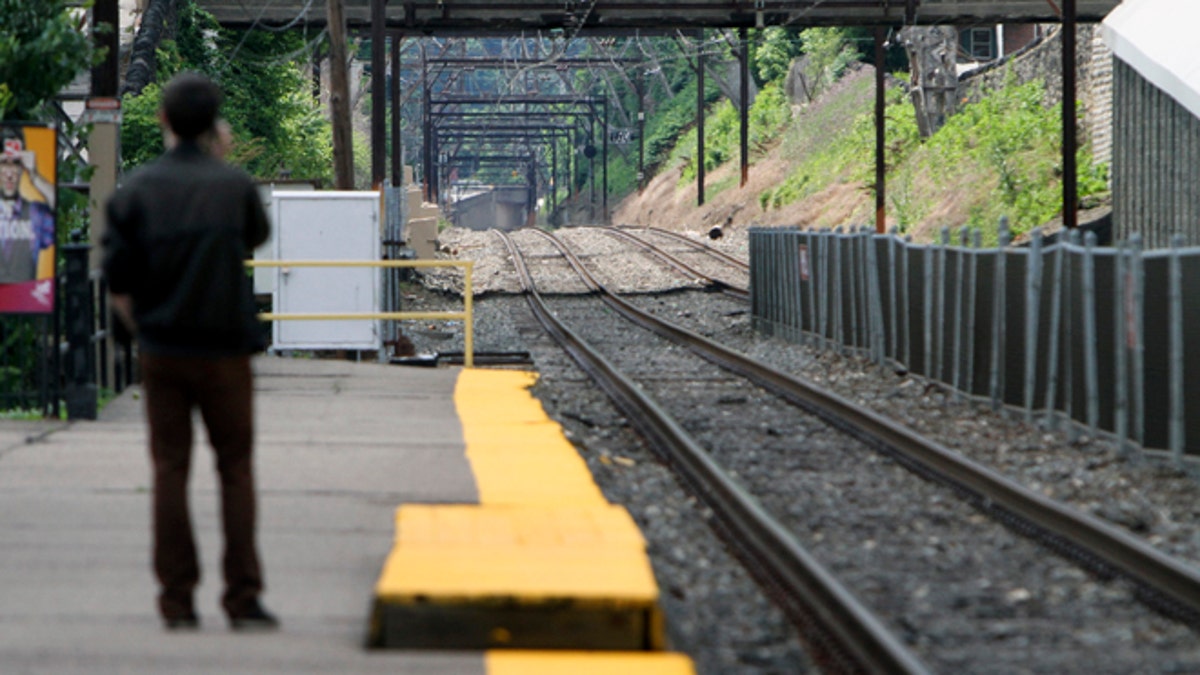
614;63;1109;245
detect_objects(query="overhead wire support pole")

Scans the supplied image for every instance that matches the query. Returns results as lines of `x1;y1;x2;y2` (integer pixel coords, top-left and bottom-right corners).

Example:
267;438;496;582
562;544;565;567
875;26;887;233
1062;0;1079;230
328;0;355;189
390;33;402;187
697;39;706;207
637;70;646;193
602;97;609;223
422;44;433;202
370;0;386;188
739;27;749;189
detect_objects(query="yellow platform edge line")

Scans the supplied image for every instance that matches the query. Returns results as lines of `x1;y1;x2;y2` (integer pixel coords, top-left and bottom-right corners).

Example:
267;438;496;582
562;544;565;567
455;369;607;506
367;369;673;651
486;650;696;675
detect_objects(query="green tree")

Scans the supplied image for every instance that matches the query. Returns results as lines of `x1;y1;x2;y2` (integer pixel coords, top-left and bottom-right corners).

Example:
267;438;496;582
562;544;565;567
0;0;95;120
798;27;858;98
120;1;331;183
755;27;802;83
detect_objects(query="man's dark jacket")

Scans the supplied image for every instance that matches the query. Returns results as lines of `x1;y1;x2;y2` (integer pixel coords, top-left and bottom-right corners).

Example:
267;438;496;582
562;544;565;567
103;141;269;356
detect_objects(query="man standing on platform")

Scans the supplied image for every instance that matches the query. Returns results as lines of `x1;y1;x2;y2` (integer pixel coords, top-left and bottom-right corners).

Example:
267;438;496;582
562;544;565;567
103;72;277;631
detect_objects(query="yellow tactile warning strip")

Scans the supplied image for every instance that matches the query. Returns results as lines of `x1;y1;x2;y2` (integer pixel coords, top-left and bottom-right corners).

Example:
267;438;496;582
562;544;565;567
369;369;686;667
455;369;606;506
371;503;664;649
377;504;657;599
486;651;696;675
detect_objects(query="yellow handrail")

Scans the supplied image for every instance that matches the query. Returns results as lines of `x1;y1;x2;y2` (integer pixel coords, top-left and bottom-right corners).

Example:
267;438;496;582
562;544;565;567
246;259;475;367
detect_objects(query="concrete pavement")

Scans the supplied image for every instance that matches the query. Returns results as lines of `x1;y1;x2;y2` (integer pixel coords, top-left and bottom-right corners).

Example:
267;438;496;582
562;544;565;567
0;356;482;674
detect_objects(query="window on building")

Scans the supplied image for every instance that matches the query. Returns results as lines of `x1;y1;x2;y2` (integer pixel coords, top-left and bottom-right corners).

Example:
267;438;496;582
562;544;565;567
964;27;997;61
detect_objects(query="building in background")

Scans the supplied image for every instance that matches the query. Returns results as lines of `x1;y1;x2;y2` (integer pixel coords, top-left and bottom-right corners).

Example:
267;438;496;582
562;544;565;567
1104;0;1200;247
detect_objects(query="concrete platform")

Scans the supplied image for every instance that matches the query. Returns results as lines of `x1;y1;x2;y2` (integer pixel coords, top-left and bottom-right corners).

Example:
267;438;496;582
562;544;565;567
0;357;692;674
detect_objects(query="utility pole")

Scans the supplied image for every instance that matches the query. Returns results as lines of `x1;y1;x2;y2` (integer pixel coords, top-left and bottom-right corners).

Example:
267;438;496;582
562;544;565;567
89;0;121;391
88;0;119;268
390;35;402;187
370;0;386;188
636;72;645;193
875;27;887;233
696;46;706;207
1063;0;1079;230
739;27;749;189
328;0;355;189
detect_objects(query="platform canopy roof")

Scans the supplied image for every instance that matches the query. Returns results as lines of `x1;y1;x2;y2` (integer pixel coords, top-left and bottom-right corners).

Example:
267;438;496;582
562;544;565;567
195;0;1121;31
1103;0;1200;120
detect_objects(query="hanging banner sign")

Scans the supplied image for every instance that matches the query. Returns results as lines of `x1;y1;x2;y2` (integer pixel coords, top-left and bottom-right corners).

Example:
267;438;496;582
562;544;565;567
0;123;57;313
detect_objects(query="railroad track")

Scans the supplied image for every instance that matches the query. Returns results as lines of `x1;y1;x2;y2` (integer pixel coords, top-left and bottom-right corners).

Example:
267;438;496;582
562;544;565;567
593;226;749;301
496;228;926;674
495;226;1200;672
618;225;751;273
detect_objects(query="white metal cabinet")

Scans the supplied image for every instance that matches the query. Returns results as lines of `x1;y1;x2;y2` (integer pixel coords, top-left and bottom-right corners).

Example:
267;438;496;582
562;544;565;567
270;191;380;351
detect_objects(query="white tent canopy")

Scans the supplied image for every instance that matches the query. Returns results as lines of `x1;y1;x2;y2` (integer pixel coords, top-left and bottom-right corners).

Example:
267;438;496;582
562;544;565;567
1103;0;1200;120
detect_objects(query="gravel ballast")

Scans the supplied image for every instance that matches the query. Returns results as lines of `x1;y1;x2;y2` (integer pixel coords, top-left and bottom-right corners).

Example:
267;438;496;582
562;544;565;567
402;226;1200;673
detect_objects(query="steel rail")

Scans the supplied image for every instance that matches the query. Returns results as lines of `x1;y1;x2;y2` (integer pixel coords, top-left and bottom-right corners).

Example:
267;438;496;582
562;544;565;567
527;227;1200;628
499;228;929;674
591;226;749;301
620;225;751;272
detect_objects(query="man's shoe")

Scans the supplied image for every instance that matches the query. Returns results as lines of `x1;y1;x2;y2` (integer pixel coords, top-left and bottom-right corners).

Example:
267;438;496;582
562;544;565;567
164;613;200;631
228;602;279;632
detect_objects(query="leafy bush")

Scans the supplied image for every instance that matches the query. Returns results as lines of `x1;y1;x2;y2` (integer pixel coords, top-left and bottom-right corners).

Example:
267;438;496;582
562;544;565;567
0;0;94;120
756;69;1108;241
120;1;332;183
675;81;792;184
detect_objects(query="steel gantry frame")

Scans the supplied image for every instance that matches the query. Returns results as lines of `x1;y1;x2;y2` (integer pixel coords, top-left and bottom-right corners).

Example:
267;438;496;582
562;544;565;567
434;123;577;216
202;1;1121;31
415;46;638;214
425;95;608;218
240;0;1120;229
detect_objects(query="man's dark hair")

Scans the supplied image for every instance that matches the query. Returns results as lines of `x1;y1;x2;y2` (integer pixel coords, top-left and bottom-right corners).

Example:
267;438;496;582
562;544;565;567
162;72;222;141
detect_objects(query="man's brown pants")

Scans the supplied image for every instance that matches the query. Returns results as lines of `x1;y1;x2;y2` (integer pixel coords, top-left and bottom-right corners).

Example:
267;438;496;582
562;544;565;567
141;353;263;620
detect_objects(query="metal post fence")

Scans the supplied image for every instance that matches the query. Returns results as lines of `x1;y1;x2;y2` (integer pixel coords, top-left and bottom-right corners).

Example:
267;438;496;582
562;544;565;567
747;225;1200;459
1024;232;1044;422
1082;232;1100;435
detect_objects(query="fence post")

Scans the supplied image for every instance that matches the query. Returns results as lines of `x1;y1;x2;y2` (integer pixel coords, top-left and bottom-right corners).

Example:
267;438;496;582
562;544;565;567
888;228;898;363
923;243;933;377
833;229;845;354
1169;234;1185;465
1064;230;1080;442
791;229;803;343
936;228;949;382
766;232;777;337
795;231;804;343
1114;238;1129;457
1044;236;1066;431
862;228;873;352
820;232;831;350
848;228;861;352
1130;233;1145;447
989;218;1010;410
805;231;817;347
1082;231;1100;436
1024;231;1043;422
750;230;759;333
865;230;885;366
966;230;981;397
63;245;97;420
952;227;968;398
